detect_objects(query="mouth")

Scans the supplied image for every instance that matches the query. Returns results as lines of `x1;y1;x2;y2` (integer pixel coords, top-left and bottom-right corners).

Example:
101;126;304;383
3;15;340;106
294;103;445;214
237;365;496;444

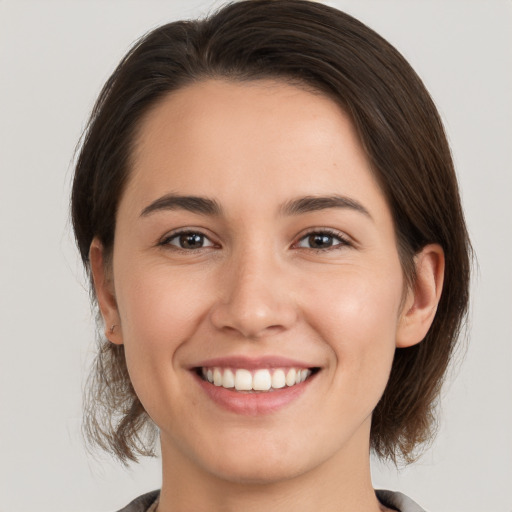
195;366;320;393
190;356;321;415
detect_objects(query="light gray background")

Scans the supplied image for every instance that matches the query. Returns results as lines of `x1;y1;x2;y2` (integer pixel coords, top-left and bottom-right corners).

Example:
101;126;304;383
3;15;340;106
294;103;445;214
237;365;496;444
1;1;511;511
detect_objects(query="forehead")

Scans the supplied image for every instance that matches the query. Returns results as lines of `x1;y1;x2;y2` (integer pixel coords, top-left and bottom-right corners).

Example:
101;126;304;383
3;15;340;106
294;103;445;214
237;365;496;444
124;79;388;219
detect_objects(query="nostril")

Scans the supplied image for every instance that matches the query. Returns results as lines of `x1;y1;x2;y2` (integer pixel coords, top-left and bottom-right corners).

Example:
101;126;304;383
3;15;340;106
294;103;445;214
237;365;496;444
209;285;298;339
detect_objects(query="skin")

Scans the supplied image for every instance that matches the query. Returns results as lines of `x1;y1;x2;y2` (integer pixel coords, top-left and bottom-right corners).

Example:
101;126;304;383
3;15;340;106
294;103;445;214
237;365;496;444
90;79;444;512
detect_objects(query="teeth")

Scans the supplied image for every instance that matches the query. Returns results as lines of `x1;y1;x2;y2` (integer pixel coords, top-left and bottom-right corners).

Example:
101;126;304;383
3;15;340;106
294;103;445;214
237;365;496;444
285;368;296;387
222;369;235;388
202;367;313;392
271;369;286;389
213;368;223;386
253;369;272;391
235;369;252;391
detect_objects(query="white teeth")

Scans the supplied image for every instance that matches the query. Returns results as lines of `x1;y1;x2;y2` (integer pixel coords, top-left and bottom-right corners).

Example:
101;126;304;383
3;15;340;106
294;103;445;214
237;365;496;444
234;369;253;391
222;368;235;388
213;368;223;386
271;369;286;389
285;368;296;387
202;366;313;391
253;369;272;391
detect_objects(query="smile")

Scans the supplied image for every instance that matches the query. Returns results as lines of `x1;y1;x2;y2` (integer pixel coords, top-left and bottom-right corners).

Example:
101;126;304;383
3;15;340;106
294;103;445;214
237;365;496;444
191;357;320;415
200;367;314;392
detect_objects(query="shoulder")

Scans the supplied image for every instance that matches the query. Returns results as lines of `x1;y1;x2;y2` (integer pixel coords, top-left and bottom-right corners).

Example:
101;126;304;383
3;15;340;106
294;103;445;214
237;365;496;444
115;490;160;512
376;489;426;512
114;489;424;512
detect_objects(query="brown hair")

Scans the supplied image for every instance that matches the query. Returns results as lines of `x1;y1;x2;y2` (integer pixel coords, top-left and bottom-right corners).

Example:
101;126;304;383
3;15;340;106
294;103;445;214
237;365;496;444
72;0;471;464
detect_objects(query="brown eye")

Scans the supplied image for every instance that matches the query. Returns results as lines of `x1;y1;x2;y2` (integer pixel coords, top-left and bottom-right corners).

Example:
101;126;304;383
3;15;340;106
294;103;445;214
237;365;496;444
163;231;214;250
296;231;349;250
308;234;335;249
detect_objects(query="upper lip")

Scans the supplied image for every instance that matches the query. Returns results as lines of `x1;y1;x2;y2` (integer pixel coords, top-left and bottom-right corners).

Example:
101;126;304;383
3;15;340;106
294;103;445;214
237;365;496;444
190;355;319;370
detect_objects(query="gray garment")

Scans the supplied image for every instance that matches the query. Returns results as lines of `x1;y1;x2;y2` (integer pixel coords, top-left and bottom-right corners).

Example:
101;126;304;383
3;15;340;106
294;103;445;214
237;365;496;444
115;489;426;512
377;490;426;512
115;490;159;512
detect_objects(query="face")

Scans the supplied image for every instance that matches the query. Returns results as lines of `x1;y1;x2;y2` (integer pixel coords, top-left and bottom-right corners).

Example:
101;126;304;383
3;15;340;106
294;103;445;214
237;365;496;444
98;79;415;483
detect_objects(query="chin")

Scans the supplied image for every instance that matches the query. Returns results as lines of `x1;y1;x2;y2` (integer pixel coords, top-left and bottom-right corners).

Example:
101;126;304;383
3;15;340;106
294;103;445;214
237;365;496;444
203;456;308;485
179;429;315;485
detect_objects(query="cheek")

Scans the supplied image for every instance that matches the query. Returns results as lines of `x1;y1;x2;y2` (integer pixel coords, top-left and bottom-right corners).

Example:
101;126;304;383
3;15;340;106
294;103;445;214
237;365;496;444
303;264;403;392
305;262;403;334
123;272;206;330
114;262;210;372
112;261;218;422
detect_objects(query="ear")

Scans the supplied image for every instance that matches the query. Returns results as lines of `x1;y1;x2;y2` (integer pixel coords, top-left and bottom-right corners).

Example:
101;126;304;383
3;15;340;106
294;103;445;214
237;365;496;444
89;237;123;345
396;244;445;348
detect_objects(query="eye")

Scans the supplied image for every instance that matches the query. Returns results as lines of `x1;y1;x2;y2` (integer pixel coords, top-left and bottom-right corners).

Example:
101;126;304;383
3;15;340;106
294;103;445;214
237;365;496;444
295;230;350;251
161;231;215;250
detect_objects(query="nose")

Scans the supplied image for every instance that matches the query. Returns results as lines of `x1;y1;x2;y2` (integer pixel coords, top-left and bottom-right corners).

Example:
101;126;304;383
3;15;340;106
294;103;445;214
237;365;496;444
209;247;298;339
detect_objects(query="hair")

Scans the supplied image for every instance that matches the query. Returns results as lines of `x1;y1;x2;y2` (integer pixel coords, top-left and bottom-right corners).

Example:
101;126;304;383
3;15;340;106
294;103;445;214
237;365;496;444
72;0;471;465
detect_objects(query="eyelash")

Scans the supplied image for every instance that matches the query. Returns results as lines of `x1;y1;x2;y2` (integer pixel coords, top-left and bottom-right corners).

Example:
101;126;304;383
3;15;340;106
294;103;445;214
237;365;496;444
158;228;352;253
294;228;352;252
158;229;216;253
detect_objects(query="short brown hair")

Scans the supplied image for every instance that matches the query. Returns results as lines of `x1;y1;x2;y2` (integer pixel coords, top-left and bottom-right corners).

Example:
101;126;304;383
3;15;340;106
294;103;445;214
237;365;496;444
72;0;471;464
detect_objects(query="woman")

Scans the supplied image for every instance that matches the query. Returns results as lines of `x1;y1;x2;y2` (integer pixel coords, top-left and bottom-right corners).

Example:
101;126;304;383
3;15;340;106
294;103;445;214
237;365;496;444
71;1;471;511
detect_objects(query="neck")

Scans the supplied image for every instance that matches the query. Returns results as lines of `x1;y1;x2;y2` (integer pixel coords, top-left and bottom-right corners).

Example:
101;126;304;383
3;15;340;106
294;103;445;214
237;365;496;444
157;423;387;512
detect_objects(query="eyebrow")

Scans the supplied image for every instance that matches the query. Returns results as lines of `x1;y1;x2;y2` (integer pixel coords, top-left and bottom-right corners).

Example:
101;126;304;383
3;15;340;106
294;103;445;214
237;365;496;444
279;194;372;219
140;194;222;217
140;193;371;220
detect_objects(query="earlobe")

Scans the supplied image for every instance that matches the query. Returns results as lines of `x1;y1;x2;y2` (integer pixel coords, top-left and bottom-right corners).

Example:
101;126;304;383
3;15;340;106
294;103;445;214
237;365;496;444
396;244;445;348
89;238;123;345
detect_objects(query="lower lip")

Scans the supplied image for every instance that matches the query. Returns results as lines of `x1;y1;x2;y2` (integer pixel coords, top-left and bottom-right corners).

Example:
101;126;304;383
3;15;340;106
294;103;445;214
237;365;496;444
193;372;316;416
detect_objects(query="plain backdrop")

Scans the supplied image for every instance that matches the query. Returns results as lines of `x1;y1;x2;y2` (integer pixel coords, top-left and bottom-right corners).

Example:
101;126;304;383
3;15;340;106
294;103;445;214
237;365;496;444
0;1;511;511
